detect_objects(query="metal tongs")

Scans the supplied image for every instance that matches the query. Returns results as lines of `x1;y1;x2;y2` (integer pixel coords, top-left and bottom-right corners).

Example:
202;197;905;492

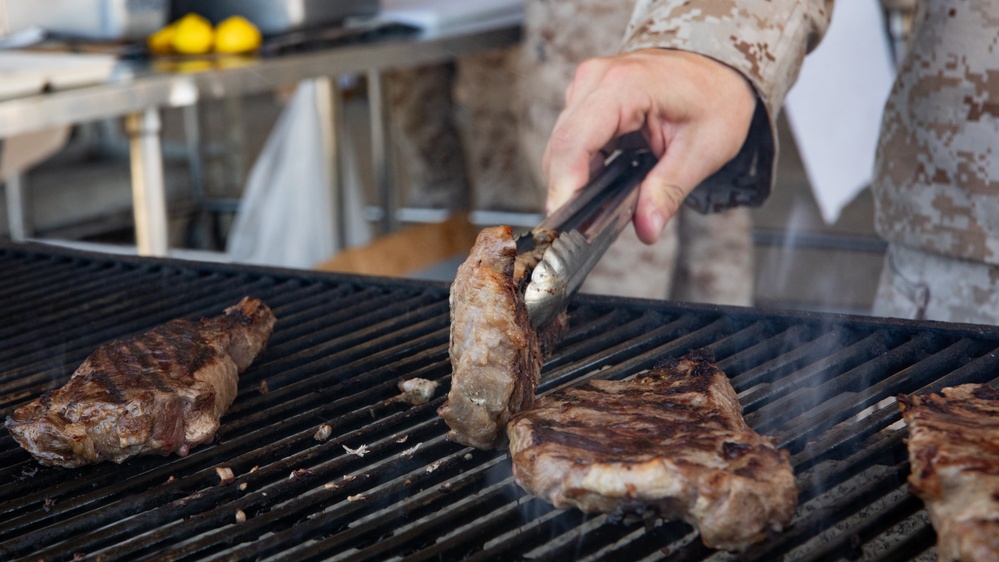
520;146;658;329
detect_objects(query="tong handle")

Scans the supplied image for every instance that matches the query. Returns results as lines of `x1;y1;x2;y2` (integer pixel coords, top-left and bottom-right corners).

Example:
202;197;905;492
526;147;657;328
537;148;653;235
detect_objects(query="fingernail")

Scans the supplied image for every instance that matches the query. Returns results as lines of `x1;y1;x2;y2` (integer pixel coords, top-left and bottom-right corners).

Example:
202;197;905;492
546;184;569;214
647;208;665;238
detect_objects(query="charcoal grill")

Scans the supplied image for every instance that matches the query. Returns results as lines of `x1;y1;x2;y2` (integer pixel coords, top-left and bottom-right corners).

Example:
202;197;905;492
2;242;997;561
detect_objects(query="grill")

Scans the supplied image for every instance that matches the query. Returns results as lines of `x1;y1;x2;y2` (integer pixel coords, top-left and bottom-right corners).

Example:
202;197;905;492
2;242;997;562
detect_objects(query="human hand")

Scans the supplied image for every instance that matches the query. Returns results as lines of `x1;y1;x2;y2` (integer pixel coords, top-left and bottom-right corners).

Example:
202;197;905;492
543;49;758;244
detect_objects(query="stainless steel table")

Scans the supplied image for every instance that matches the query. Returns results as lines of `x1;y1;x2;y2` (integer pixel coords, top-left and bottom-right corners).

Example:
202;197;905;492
0;22;521;256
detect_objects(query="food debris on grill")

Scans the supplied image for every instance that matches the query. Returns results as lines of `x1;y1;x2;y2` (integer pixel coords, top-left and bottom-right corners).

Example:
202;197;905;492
343;444;369;457
899;384;999;561
347;493;366;502
439;226;568;450
4;297;276;468
393;378;438;405
216;466;236;485
507;351;797;552
313;423;333;441
235;509;247;523
324;474;358;490
289;468;314;479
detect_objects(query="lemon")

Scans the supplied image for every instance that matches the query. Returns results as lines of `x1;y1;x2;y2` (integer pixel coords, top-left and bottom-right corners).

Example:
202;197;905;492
170;13;214;55
147;22;177;55
214;16;262;54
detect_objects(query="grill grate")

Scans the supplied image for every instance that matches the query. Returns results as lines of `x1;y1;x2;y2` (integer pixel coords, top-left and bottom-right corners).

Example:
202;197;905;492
3;242;999;561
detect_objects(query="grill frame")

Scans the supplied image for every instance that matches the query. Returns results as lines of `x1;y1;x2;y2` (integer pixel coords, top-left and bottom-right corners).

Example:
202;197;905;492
2;241;998;561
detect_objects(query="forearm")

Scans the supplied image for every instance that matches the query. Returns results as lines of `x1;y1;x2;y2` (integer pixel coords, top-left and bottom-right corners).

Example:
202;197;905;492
624;0;832;119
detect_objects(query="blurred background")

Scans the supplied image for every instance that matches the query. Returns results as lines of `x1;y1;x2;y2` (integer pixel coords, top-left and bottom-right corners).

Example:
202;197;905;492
0;0;914;316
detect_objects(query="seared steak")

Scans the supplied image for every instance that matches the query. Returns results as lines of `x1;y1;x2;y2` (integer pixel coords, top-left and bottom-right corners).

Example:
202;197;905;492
5;297;276;468
507;352;797;551
439;226;565;450
899;384;999;561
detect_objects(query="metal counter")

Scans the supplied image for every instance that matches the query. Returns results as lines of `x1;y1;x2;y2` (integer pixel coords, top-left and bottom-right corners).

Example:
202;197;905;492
0;22;522;256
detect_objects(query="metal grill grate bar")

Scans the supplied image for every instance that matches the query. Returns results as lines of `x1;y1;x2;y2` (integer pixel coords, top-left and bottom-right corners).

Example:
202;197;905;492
3;244;999;561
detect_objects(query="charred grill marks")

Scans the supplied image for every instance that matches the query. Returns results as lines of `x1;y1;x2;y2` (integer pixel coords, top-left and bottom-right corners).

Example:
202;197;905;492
507;352;797;552
4;297;276;468
900;384;999;560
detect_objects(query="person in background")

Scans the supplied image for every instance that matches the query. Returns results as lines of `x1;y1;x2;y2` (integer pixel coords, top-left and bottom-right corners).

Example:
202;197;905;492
545;0;999;324
384;0;755;306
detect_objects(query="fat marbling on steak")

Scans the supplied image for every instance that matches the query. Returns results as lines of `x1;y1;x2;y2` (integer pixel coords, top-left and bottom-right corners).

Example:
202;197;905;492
899;384;999;561
5;297;276;468
439;226;566;450
507;351;797;551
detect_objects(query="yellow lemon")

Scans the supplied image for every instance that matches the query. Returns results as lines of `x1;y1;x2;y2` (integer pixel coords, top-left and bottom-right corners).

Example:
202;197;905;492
214;16;262;54
147;22;177;55
170;13;214;55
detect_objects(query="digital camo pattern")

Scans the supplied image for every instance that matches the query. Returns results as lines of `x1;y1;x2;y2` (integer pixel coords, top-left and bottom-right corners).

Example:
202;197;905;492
384;64;470;210
874;244;999;324
872;0;999;265
454;48;540;213
386;0;757;304
385;49;539;213
625;0;999;316
521;0;755;305
622;0;832;212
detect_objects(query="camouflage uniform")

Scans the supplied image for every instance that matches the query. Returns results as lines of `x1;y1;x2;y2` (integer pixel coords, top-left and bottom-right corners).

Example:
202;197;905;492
387;0;756;305
625;0;999;323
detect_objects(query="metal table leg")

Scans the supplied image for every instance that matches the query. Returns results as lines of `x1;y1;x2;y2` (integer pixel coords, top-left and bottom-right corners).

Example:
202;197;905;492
4;173;31;241
366;69;397;235
124;109;169;256
314;76;346;251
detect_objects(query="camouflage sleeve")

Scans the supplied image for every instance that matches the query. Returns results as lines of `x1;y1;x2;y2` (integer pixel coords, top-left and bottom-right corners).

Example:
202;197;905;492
621;0;833;212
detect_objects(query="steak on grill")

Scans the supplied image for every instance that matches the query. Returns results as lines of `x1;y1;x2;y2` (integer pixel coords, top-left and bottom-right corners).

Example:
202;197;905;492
439;226;566;450
507;352;797;551
899;384;999;561
4;297;276;468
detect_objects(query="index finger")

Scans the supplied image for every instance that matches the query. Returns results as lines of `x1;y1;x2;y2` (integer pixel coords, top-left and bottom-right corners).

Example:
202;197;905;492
543;93;642;213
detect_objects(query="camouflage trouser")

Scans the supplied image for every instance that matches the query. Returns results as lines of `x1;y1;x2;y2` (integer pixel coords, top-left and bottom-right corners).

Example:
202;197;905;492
385;48;542;214
873;243;999;325
580;206;754;305
384;63;470;211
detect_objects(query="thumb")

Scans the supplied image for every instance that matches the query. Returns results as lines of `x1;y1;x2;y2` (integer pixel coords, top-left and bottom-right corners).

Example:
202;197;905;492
634;176;687;244
633;146;697;244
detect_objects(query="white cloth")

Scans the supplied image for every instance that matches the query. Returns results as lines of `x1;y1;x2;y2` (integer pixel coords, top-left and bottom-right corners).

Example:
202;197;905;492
784;1;895;224
226;80;339;269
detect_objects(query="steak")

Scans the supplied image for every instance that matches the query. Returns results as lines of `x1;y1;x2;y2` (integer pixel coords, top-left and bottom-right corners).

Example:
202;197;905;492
5;297;276;468
439;226;566;450
899;384;999;561
506;352;797;551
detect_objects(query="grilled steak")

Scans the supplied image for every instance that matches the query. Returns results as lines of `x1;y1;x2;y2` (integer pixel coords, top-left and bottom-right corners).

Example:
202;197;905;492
507;352;797;551
899;384;999;561
439;226;566;449
5;297;276;468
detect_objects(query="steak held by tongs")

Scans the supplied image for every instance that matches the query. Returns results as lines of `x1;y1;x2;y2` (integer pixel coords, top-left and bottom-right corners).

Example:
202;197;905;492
507;352;798;552
439;226;567;449
440;146;655;449
899;384;999;561
5;297;276;468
